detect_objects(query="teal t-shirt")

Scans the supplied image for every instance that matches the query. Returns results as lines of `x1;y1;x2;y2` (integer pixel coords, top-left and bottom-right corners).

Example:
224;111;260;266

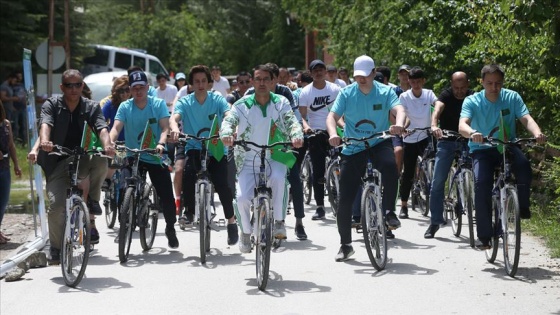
460;88;529;152
331;81;400;155
173;92;229;155
115;96;170;164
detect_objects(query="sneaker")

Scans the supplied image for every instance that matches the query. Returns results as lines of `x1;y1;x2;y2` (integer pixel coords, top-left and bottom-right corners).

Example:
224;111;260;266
49;247;60;265
424;224;440;239
274;220;287;239
294;224;307;240
312;207;325;220
399;206;409;219
386;229;395;239
351;216;361;228
90;223;100;244
178;213;194;226
239;233;252;253
165;226;179;249
227;223;239;245
475;239;491;250
335;244;355;262
386;211;401;230
88;200;103;215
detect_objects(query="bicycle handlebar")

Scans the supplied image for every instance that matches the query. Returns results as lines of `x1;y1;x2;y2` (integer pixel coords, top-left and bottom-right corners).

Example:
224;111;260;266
233;139;294;150
342;130;392;144
46;145;109;158
115;145;167;156
174;133;220;143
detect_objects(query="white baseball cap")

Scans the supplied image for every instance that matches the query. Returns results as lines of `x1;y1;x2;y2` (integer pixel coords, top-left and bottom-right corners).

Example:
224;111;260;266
353;55;375;77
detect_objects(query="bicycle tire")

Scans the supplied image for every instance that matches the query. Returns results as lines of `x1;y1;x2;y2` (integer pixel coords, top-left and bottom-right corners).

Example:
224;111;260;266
361;186;387;271
485;197;500;263
326;161;340;217
418;166;430;217
503;186;521;277
103;182;117;229
411;156;422;214
140;183;158;251
446;167;462;237
61;200;91;287
255;197;272;291
119;187;135;263
301;155;312;205
198;182;210;263
463;169;476;247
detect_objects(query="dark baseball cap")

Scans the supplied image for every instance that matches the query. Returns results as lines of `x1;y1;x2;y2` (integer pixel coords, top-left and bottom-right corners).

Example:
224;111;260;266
326;65;337;72
309;59;326;70
398;64;411;73
374;72;385;83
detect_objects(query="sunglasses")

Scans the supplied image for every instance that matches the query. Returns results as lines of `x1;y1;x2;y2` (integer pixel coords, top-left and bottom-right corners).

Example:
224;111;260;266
62;82;83;88
117;88;131;94
238;80;250;85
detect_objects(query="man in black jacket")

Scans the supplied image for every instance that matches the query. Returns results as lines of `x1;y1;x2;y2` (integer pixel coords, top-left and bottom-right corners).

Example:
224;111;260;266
38;69;113;264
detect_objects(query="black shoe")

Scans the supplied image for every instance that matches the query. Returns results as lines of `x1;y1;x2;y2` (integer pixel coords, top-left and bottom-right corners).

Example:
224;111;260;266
351;216;361;228
399;206;409;219
49;247;60;265
90;223;100;244
101;178;111;191
520;208;531;219
386;211;401;230
312;207;325;220
166;226;179;249
424;224;440;239
227;223;239;245
295;224;307;240
335;244;355;262
88;200;103;215
475;239;491;250
386;229;395;239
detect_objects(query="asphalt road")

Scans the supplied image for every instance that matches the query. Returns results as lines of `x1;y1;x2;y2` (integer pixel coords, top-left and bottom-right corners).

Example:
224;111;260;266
1;195;559;314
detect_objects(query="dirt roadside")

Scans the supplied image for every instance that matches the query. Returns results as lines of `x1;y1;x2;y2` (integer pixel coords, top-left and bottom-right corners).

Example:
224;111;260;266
0;213;40;263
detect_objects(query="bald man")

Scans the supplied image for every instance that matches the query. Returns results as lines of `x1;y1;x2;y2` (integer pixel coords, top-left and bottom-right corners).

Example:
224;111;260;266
425;72;473;239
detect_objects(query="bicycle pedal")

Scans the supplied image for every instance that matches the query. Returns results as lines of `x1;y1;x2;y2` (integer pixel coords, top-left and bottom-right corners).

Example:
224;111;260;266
217;218;226;227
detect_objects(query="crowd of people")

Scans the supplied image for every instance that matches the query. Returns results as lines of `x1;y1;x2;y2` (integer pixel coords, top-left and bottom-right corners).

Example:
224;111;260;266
12;55;547;265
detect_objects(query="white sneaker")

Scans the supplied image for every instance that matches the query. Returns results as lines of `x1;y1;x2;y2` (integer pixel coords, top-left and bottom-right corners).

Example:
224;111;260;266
239;233;252;253
274;220;287;239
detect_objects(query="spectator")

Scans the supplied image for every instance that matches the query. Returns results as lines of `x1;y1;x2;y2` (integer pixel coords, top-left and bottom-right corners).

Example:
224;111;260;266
211;65;230;97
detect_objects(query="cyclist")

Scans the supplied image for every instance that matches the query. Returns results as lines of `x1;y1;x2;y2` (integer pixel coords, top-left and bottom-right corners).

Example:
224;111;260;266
458;64;546;249
327;55;406;262
169;65;238;246
109;70;179;249
37;69;114;264
398;67;437;219
425;72;473;238
220;64;304;254
298;59;341;220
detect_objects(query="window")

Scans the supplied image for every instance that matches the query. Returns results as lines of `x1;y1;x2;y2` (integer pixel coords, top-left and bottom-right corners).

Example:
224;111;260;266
115;52;132;70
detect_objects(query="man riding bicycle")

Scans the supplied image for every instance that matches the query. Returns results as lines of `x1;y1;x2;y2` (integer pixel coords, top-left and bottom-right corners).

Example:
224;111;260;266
326;55;406;262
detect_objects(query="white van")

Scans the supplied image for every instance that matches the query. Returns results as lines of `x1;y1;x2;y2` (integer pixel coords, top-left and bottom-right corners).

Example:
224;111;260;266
82;44;170;79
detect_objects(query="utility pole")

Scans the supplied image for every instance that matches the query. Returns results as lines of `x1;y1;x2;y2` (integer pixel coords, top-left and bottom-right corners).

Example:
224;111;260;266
47;0;71;96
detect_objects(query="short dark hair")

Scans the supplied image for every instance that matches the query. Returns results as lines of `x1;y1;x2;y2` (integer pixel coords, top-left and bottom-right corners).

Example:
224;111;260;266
376;66;391;81
299;70;313;84
156;73;168;81
481;64;505;80
408;67;425;79
254;64;274;80
188;65;212;85
236;71;252;80
265;63;279;78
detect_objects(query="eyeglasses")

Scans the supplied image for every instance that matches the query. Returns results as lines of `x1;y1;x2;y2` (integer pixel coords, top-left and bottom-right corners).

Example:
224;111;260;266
238;80;250;85
253;77;271;83
62;82;83;89
117;88;131;94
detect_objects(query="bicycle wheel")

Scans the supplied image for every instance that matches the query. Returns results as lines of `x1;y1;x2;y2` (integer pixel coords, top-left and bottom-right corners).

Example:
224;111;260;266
103;182;118;229
361;187;387;271
119;187;135;263
198;182;211;263
503;187;521;277
485;197;500;263
61;199;91;287
418;166;430;217
463;169;476;247
326;161;340;217
446;168;462;237
140;183;159;251
255;197;272;291
301;155;312;205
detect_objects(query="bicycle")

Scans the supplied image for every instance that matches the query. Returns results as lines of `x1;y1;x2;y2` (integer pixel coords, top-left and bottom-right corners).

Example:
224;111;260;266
102;142;126;229
115;145;161;263
482;133;536;277
176;133;219;264
300;147;312;205
343;130;393;271
233;139;294;291
407;127;436;216
440;130;476;247
48;144;106;287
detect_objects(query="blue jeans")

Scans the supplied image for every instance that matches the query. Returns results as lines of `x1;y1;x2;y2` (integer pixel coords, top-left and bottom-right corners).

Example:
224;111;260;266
472;147;531;242
0;168;10;225
429;140;464;225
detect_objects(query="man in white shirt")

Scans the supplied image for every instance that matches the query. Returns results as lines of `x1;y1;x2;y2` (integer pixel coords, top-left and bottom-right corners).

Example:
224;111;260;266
326;64;347;88
211;65;231;97
155;73;178;114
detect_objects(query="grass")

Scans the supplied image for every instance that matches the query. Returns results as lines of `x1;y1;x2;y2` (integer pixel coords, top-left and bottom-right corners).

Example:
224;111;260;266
10;142;32;181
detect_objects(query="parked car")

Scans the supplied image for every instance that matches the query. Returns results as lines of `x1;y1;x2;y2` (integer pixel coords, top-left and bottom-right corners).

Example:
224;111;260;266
83;70;155;103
